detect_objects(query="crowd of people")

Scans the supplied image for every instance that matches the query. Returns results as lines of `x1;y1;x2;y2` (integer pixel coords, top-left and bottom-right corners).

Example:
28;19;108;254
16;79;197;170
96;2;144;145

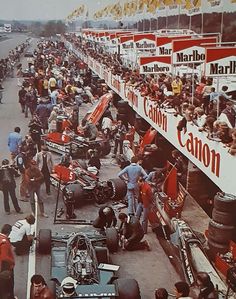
0;36;226;299
66;33;236;155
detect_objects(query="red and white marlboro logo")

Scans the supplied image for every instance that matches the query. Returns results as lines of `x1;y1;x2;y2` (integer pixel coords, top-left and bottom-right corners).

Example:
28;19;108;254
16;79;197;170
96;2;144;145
139;56;171;74
205;47;236;77
120;35;134;50
134;33;156;49
172;37;217;64
156;35;191;56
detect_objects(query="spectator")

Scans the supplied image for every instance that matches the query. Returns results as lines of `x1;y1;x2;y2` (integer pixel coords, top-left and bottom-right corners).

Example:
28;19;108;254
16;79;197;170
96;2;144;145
136;179;154;234
118;212;150;251
193;107;207;128
171;76;183;96
25;160;48;217
0;224;16;299
155;288;168;299
9;214;35;255
218;101;236;129
112;120;127;157
35;145;54;195
118;156;148;215
16;146;30;202
201;80;212;114
216;122;233;144
174;281;192;299
93;206;117;229
0;159;23;215
30;274;54;299
8;126;22;161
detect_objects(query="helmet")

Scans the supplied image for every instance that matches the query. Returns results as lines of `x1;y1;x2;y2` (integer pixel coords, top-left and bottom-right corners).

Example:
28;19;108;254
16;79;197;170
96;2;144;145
61;277;77;296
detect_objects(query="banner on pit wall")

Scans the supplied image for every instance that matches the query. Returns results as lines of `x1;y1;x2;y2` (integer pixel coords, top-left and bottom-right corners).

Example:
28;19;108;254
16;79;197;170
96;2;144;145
139;56;172;74
133;33;156;50
120;35;134;51
172;36;218;64
205;47;236;77
156;35;191;56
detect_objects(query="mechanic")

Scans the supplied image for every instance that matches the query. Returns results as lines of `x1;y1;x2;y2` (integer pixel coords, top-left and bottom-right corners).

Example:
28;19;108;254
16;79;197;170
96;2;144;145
9;214;35;255
118;156;148;215
0;159;23;215
93;206;117;229
118;212;150;251
0;224;16;299
61;277;77;297
174;281;192;299
30;274;54;299
112;120;127;157
136;179;154;234
83;120;98;141
35;145;54;195
7;126;22;162
87;149;101;174
25;160;48;217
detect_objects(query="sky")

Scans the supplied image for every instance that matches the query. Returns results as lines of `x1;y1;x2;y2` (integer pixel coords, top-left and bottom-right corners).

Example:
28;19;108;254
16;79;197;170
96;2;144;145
0;0;116;21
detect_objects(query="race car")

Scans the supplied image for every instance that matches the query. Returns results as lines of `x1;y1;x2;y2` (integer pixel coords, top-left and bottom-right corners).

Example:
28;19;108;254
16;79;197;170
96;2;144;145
37;228;141;299
43;131;111;159
50;160;127;217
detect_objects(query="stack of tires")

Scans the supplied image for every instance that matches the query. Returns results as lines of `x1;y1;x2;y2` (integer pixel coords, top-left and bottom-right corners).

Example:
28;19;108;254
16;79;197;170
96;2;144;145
208;192;236;259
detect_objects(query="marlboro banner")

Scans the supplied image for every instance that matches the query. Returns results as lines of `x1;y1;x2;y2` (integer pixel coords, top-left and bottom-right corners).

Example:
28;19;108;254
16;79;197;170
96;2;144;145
172;37;218;65
139;56;171;74
156;35;191;56
134;33;156;50
205;47;236;77
120;35;134;51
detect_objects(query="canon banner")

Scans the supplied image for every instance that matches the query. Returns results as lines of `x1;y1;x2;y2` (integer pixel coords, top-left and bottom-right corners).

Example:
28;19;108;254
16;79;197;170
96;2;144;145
205;47;236;77
172;37;218;64
139;56;171;74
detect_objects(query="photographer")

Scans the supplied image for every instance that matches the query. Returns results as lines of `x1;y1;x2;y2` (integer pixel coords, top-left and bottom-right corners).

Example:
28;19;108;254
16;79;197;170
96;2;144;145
0;159;23;215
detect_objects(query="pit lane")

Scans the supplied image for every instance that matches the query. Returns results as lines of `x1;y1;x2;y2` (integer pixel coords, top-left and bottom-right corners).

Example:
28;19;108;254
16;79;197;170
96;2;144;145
0;35;181;299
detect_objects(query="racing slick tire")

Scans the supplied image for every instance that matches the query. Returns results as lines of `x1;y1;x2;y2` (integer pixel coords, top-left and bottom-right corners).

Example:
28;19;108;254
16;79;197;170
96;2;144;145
212;208;235;226
38;229;52;254
115;278;141;299
214;192;236;213
95;246;109;264
63;183;84;208
208;220;235;244
107;178;127;201
207;238;229;259
106;227;119;253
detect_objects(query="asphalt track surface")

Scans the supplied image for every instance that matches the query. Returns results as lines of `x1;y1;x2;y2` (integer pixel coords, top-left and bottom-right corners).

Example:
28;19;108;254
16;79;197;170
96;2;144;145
0;34;181;299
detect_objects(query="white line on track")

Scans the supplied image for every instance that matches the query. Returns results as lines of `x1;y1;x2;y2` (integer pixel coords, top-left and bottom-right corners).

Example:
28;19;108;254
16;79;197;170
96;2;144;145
26;196;38;299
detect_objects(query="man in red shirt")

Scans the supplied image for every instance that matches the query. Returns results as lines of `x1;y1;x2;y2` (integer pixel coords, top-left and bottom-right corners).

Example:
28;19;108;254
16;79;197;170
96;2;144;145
136;180;154;234
0;224;16;299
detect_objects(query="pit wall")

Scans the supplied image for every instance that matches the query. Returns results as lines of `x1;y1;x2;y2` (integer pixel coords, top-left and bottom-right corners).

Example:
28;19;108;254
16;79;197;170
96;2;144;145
65;41;236;196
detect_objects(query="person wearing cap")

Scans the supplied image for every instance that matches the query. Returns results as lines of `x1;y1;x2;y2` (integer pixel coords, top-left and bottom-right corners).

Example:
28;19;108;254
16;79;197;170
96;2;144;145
35;145;54;195
0;159;23;215
0;224;16;299
9;215;35;255
93;206;117;229
60;277;77;297
30;274;54;299
25;160;48;217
